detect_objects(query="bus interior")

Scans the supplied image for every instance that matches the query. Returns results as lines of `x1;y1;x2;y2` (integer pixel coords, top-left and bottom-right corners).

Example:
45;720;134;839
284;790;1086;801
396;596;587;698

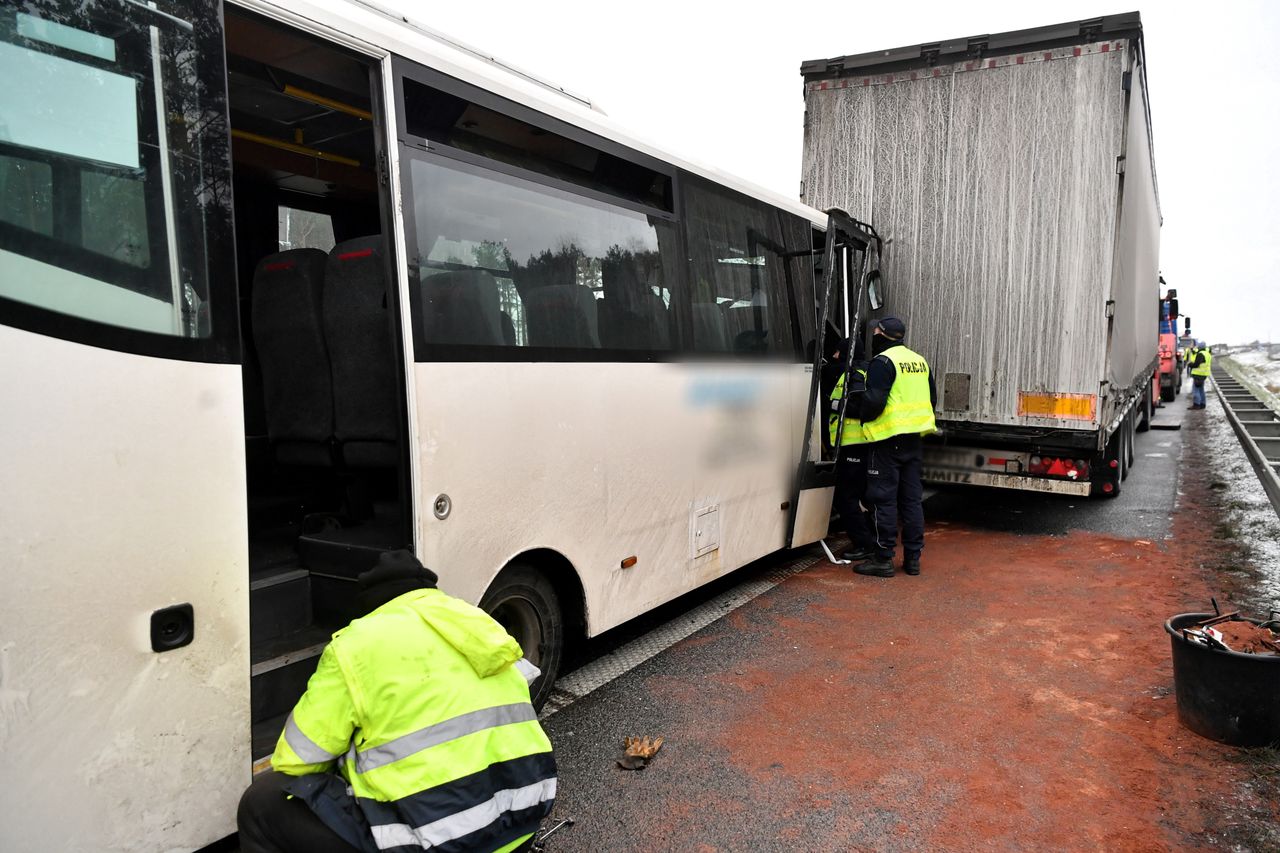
224;8;410;758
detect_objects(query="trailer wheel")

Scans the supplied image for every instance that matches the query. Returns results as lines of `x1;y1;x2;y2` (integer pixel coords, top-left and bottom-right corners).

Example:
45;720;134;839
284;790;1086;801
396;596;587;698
480;563;563;710
1137;389;1152;433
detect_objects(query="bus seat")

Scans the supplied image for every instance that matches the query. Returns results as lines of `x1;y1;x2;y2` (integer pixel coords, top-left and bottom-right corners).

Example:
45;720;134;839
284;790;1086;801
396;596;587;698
324;236;400;468
421;269;504;346
251;248;334;463
692;302;730;352
599;292;670;350
524;284;600;349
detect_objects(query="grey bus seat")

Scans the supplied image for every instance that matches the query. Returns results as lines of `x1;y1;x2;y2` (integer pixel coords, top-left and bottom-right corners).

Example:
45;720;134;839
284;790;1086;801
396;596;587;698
324;236;399;468
421;269;505;346
251;247;333;464
692;302;730;352
524;284;600;349
599;292;670;350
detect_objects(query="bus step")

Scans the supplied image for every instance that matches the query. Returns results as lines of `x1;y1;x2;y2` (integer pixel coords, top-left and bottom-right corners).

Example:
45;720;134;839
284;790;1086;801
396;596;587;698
252;711;288;764
251;624;331;722
297;522;404;578
250;565;312;643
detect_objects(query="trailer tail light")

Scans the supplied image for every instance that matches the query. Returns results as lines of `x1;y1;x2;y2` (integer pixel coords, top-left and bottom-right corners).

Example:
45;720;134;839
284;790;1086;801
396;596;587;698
1029;455;1088;480
1102;482;1115;494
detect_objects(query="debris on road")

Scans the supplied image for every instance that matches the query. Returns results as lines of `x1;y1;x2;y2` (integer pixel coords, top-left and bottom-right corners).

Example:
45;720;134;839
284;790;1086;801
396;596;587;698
617;735;664;770
532;817;574;850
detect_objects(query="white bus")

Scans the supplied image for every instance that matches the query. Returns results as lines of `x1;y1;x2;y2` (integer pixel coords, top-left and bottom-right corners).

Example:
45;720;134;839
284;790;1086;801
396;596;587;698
0;1;883;848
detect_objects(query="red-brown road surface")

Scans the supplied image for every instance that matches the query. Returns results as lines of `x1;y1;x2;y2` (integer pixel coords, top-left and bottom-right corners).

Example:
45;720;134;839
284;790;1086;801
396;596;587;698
540;402;1280;851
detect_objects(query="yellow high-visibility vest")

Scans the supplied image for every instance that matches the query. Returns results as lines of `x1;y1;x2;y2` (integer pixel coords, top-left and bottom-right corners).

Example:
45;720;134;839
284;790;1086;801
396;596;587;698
861;344;937;442
272;588;555;853
1192;348;1212;377
829;369;869;446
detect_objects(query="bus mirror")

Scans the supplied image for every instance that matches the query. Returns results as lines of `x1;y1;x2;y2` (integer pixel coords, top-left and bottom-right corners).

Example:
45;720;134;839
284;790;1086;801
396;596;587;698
866;271;884;310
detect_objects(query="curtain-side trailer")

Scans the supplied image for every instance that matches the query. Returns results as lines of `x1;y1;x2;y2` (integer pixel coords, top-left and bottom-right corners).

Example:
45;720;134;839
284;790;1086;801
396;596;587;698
801;12;1160;497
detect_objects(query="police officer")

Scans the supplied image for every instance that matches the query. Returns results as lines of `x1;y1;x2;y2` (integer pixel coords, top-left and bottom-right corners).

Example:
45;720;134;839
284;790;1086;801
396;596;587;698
237;551;556;853
853;316;937;578
1189;340;1211;409
829;338;877;560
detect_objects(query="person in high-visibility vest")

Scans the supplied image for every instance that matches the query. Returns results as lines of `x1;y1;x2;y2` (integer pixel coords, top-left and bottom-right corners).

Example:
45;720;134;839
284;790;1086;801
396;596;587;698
1189;340;1212;409
237;550;556;853
852;316;937;578
829;348;877;561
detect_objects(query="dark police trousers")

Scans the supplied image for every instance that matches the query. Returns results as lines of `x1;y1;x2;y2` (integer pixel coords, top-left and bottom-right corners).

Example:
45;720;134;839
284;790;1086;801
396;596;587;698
864;433;925;561
833;446;875;551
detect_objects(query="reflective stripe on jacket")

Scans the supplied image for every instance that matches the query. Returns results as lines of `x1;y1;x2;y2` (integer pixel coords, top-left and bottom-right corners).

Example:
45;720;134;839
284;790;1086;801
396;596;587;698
829;369;869;446
861;344;937;442
1191;349;1212;377
272;588;555;853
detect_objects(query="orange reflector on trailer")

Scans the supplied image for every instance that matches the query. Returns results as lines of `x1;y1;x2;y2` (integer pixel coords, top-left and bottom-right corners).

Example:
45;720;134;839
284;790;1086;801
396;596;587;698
1017;391;1097;421
621;556;638;569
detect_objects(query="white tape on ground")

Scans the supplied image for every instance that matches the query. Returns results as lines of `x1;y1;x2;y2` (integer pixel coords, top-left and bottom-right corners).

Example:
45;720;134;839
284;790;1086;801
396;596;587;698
540;550;826;717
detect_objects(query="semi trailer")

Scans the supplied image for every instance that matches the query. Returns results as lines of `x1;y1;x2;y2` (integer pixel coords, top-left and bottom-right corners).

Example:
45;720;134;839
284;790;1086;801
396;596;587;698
801;12;1161;496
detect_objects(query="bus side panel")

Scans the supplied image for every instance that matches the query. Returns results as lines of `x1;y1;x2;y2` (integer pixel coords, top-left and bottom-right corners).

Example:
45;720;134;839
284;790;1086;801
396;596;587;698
413;361;793;635
0;326;250;851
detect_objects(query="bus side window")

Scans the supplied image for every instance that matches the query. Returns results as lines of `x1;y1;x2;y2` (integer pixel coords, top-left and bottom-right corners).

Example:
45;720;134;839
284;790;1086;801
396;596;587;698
0;7;226;342
405;154;678;356
683;177;796;358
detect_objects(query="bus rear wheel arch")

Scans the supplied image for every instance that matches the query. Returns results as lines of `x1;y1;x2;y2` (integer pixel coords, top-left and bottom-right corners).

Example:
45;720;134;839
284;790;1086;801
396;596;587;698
480;555;584;710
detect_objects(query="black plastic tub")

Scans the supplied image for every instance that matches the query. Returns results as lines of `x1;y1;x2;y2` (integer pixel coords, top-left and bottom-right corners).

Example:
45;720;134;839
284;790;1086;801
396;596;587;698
1165;612;1280;747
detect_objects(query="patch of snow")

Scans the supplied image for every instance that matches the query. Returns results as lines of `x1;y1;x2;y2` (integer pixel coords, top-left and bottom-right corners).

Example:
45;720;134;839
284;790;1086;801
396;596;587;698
1202;385;1280;608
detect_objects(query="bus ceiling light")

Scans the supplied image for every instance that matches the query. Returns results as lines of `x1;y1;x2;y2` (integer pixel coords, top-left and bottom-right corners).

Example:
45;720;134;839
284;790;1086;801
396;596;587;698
620;556;638;569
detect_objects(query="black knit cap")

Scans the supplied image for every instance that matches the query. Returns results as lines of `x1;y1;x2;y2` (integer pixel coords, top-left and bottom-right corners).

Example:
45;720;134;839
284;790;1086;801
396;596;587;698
356;550;438;614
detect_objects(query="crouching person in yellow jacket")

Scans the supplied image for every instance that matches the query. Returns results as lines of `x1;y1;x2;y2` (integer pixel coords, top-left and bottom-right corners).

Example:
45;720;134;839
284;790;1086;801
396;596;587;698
238;550;556;853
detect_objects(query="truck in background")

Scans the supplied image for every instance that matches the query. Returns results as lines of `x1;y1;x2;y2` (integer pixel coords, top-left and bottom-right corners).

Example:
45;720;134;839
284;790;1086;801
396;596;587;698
802;12;1160;497
1158;282;1183;401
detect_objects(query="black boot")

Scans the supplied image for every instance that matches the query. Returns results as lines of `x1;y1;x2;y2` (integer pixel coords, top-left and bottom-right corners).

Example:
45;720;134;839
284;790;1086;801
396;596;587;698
903;553;921;576
853;556;894;577
842;546;875;561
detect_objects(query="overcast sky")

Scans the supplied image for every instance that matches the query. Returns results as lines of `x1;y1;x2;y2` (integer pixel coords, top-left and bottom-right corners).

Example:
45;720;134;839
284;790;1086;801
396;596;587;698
386;1;1280;345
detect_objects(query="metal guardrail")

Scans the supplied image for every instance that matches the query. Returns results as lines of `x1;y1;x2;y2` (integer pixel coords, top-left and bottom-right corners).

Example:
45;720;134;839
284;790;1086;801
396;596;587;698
1212;366;1280;517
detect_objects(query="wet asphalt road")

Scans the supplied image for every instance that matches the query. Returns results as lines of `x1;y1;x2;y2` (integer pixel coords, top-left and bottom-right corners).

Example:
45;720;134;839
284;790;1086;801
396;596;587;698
538;400;1194;851
924;408;1185;540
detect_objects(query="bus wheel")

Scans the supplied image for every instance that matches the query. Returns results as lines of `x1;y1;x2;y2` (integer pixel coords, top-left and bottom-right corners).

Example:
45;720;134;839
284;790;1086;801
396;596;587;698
480;564;563;710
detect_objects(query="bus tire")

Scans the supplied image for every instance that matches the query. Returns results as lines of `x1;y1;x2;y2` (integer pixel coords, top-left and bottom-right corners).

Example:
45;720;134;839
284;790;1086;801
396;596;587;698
480;563;563;711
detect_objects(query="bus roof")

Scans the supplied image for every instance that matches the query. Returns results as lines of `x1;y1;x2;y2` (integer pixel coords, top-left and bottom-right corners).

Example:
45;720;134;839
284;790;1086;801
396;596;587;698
253;0;828;228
